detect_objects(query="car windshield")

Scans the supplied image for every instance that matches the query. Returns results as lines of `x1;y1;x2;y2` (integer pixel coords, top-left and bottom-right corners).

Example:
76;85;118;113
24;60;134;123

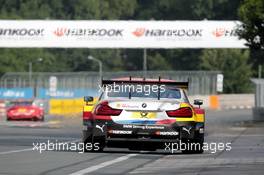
106;85;181;99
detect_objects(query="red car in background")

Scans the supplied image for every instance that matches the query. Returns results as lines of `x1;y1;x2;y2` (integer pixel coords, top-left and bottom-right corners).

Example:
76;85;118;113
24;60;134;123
6;100;44;121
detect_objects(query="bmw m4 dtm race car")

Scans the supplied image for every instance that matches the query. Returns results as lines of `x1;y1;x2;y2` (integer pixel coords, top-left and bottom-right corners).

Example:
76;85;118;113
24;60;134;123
82;77;205;153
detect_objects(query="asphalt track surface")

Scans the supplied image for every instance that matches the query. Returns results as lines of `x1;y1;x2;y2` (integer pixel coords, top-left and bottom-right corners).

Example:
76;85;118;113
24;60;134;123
0;109;263;175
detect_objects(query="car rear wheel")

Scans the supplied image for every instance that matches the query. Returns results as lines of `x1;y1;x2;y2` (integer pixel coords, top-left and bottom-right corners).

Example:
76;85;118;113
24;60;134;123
83;133;105;152
92;136;105;152
181;134;204;154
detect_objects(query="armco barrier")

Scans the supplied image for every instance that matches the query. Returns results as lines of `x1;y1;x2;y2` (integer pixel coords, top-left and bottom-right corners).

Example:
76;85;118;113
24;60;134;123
48;94;254;117
38;88;98;99
218;94;254;110
186;94;254;110
49;98;84;116
49;98;98;116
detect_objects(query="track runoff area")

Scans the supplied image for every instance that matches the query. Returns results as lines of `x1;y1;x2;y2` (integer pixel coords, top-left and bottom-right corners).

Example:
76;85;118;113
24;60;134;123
1;20;262;175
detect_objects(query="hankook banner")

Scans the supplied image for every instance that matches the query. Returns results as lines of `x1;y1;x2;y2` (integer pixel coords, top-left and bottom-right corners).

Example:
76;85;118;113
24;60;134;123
0;20;247;48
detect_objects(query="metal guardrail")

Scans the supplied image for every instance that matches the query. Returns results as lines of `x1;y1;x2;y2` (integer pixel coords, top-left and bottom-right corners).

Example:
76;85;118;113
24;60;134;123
0;71;221;95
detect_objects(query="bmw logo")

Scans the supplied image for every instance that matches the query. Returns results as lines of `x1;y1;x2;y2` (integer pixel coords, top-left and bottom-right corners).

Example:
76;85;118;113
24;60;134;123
142;103;147;108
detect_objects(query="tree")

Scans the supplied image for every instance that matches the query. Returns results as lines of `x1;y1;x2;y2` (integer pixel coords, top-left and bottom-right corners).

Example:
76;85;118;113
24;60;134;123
200;49;252;93
135;0;242;20
0;48;58;76
192;0;242;20
238;0;264;73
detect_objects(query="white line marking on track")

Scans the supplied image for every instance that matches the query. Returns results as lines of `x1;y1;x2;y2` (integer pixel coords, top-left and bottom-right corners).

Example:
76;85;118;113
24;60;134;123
0;139;80;155
0;148;32;155
69;154;138;175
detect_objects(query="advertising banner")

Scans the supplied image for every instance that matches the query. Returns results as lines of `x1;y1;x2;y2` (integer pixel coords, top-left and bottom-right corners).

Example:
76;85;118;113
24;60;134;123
0;88;33;99
37;88;98;99
0;20;247;48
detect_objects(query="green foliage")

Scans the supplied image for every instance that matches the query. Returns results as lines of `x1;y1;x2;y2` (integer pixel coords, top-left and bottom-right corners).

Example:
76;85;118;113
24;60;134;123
200;49;252;93
147;52;172;70
135;0;241;20
238;0;264;49
0;0;137;20
238;0;264;71
0;48;58;75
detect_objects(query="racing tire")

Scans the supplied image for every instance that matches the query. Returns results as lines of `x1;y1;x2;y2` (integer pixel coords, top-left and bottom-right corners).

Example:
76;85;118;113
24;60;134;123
83;133;93;153
83;134;105;152
181;134;204;154
92;136;105;152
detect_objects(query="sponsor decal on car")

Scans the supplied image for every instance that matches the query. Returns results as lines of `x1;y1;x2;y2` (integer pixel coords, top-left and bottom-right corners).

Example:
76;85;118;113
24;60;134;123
120;104;140;109
123;124;165;130
96;124;105;132
130;112;157;119
182;126;192;135
109;130;132;134
156;131;179;136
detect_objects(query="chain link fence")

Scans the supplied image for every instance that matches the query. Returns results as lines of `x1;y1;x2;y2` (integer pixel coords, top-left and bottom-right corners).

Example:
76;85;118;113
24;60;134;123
0;71;221;95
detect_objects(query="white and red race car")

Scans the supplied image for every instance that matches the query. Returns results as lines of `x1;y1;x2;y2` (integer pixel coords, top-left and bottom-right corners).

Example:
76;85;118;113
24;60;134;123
82;77;205;153
6;100;44;121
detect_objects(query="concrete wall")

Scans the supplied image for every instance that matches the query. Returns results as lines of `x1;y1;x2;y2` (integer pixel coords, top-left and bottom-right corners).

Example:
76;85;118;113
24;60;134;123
218;94;254;110
189;94;254;110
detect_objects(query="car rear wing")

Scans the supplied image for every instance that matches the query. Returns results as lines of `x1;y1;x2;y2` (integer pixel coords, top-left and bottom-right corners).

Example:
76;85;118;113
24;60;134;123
101;77;188;100
101;77;189;90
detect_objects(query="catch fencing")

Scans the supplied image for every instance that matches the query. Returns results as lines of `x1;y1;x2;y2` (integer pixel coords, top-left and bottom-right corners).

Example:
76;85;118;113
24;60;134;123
0;71;221;96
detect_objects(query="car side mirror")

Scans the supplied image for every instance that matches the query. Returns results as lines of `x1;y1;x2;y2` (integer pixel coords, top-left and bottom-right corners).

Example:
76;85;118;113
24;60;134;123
84;96;94;104
194;99;203;108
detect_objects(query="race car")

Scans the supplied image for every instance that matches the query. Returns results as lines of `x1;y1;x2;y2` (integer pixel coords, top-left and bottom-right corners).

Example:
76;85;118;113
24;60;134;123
82;77;205;153
6;100;44;121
